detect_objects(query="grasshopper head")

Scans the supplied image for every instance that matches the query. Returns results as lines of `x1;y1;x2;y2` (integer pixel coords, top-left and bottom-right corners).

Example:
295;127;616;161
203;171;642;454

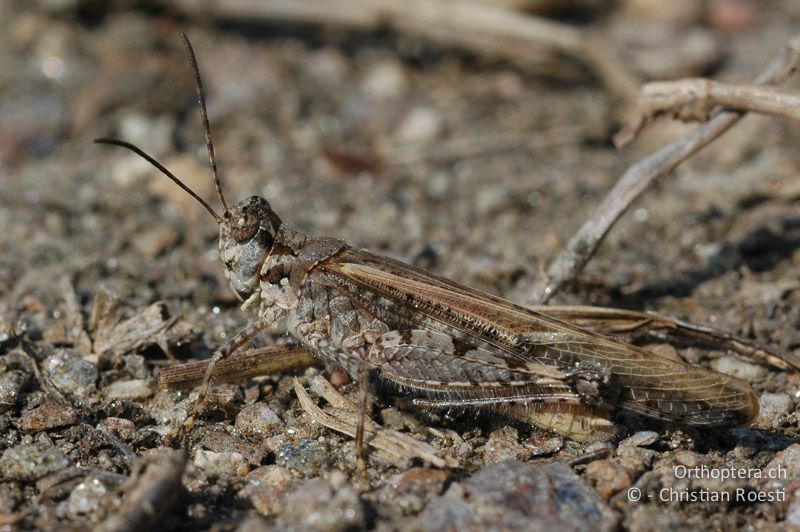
219;196;282;301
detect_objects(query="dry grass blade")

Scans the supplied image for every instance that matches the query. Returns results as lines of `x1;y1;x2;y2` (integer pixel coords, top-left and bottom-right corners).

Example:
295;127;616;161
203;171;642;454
158;345;317;390
293;376;456;469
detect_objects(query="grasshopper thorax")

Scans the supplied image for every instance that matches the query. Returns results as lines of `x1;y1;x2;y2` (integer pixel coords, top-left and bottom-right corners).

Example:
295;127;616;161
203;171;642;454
220;196;282;301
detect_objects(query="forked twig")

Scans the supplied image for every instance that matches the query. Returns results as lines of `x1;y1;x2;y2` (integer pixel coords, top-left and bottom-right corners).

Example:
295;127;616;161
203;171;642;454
618;79;800;145
533;34;800;303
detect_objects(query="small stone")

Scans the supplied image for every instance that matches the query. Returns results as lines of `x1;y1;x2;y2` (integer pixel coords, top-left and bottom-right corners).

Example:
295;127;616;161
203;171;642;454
104;379;154;401
387;468;449;514
275;438;330;477
236;515;271;532
0;370;28;413
584;459;633;500
240;465;295;516
710;355;769;381
395;106;443;143
328;368;350;388
788;493;800;527
262;434;288;457
277;475;364;531
0;444;71;482
476;186;508;215
305;48;349;88
414;461;617;531
360;61;408;101
20;400;77;432
525;436;564;457
619;431;659;448
43;349;97;398
193;450;249;479
198;430;263;466
483;427;531;463
117;114;174;159
235;403;282;439
758;393;793;426
96;417;136;441
707;0;756;31
66;476;108;516
380;407;425;433
763;443;800;480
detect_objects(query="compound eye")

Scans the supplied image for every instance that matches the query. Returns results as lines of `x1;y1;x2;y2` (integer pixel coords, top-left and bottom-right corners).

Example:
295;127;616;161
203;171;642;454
231;215;258;243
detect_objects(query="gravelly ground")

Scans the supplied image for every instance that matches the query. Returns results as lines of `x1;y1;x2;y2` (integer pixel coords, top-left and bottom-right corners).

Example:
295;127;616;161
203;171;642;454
1;1;800;530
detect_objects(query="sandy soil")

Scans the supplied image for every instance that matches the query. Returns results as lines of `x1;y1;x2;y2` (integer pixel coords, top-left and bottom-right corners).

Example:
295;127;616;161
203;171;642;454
1;1;799;530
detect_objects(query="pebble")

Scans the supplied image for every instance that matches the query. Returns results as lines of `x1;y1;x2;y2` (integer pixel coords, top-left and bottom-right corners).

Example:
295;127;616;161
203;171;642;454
380;407;425;433
0;370;28;413
304;48;349;88
117;114;174;158
0;444;71;482
763;443;800;481
583;459;633;500
275;438;330;477
710;355;769;381
788;495;800;527
66;476;108;516
240;465;295;516
761;444;800;525
483;427;531;463
758;393;793;426
619;431;660;448
193;450;249;479
386;468;449;514
198;430;263;466
43;349;97;398
414;461;617;531
235;403;282;439
277;472;364;531
236;515;271;532
360;61;408;101
104;379;154;401
20;400;77;432
526;436;564;457
707;0;757;31
96;417;136;441
395;106;443;143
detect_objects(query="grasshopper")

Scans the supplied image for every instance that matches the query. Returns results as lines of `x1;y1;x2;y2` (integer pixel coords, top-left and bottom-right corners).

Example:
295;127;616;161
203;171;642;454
97;34;765;452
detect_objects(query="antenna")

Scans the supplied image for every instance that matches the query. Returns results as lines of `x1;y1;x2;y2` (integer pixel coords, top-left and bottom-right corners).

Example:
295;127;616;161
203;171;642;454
180;32;229;213
94;138;223;223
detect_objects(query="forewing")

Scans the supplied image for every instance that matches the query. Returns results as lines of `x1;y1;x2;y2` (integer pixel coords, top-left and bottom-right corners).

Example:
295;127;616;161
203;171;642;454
320;247;759;426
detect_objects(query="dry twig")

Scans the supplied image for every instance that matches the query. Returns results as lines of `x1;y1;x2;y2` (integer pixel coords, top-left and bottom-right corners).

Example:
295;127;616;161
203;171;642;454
173;0;639;101
532;34;800;303
617;79;800;146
